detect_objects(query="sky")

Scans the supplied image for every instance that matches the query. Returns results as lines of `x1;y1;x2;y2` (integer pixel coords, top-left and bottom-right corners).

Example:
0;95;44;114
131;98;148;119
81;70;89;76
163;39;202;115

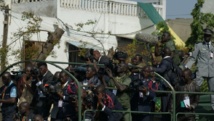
166;0;197;19
130;0;197;19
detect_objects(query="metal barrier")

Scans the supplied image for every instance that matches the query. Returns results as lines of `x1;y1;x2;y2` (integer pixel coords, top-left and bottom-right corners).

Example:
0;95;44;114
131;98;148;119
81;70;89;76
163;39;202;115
1;60;214;121
83;109;171;121
0;60;88;121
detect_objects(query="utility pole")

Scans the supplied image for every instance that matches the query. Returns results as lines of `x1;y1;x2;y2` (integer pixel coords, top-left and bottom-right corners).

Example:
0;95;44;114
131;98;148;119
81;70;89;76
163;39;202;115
1;5;10;71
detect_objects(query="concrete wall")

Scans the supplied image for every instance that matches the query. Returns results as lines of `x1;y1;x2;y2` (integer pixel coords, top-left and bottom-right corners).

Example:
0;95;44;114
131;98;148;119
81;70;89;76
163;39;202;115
11;0;57;17
1;0;157;73
167;18;193;42
0;11;69;72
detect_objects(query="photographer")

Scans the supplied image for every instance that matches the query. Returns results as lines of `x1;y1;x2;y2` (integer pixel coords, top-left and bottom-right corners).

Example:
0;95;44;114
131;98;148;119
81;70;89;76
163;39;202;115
94;84;123;121
129;54;144;90
32;62;54;120
106;62;132;121
82;65;101;90
55;71;78;121
113;51;128;64
139;66;157;121
92;50;110;65
48;71;62;121
82;90;95;121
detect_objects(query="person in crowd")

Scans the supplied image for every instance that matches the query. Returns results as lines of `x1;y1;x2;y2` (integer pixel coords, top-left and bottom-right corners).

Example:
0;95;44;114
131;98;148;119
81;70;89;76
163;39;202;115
155;31;176;56
176;68;200;121
0;72;17;121
153;47;174;121
49;72;62;121
137;84;155;121
17;65;35;105
34;114;44;121
113;51;128;64
93;50;110;65
56;71;78;121
129;54;144;82
106;62;132;121
14;102;35;121
82;65;101;90
32;62;54;120
52;71;61;85
131;66;157;121
185;28;214;110
94;84;123;121
155;31;181;66
129;56;144;119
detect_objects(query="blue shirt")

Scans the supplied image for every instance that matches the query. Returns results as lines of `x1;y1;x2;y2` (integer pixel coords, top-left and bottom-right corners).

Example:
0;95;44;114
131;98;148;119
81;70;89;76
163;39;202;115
8;81;17;98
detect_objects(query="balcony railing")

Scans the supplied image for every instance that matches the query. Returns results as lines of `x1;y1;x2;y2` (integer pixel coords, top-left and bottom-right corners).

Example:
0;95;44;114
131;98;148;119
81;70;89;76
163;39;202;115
61;0;150;17
12;0;48;3
12;0;163;18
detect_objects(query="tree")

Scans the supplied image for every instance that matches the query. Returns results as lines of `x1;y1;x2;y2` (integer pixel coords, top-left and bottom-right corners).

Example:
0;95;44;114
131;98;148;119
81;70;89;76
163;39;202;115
186;0;214;48
3;12;64;67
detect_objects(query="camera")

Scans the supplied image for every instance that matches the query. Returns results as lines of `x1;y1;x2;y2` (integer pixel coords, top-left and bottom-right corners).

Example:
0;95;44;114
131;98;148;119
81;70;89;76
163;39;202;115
30;68;39;76
129;79;141;91
83;93;94;107
69;95;77;102
113;51;128;61
11;71;24;82
80;49;94;62
14;112;22;120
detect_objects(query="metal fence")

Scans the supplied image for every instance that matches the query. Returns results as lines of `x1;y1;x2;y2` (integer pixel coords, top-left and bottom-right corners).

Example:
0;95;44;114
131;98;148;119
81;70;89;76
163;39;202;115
0;60;213;121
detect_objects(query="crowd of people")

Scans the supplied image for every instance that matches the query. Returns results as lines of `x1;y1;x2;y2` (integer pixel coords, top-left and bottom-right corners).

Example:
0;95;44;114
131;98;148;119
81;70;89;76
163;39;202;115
0;28;213;121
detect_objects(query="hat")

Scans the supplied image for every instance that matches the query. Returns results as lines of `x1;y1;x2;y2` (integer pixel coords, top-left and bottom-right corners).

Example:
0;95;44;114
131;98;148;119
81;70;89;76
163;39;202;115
203;28;213;35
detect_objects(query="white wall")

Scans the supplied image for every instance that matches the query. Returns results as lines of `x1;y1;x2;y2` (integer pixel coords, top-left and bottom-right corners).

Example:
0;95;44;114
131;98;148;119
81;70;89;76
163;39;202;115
1;0;156;73
0;11;69;73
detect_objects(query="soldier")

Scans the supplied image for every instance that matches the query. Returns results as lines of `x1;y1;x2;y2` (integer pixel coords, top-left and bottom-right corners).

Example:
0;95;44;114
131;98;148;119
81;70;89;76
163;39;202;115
155;32;181;66
185;28;214;110
106;63;132;121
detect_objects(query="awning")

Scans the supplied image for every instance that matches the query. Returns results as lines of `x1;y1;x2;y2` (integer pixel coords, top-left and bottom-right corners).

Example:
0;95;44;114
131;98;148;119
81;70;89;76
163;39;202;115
66;40;104;51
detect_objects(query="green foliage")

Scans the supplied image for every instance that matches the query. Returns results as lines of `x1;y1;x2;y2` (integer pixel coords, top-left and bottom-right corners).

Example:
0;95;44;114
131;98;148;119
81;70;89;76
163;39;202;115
125;39;137;58
13;12;43;40
185;0;214;48
156;21;169;33
152;21;169;36
75;19;97;31
10;12;43;61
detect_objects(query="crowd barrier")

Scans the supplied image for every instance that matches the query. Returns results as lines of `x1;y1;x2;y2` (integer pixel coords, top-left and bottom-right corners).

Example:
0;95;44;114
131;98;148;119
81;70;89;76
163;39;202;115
0;60;213;121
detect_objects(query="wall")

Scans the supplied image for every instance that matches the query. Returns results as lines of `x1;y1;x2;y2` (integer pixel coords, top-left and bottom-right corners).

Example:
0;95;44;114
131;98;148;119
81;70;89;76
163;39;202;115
1;0;158;73
11;0;57;17
167;18;193;42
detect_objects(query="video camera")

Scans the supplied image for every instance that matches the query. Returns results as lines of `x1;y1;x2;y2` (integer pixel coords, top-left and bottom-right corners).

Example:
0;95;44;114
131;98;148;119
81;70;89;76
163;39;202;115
113;51;128;61
11;70;25;82
80;49;94;62
30;68;39;76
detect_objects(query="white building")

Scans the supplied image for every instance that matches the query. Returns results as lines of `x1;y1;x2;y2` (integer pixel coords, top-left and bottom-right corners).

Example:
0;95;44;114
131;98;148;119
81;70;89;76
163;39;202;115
0;0;166;73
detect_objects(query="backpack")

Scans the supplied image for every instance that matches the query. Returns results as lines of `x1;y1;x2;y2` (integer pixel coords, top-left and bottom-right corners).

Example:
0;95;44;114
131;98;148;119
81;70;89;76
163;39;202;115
164;59;182;87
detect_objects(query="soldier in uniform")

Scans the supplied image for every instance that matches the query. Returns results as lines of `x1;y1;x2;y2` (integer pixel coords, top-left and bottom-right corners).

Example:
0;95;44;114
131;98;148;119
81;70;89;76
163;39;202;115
185;28;214;110
106;63;132;121
155;32;181;66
